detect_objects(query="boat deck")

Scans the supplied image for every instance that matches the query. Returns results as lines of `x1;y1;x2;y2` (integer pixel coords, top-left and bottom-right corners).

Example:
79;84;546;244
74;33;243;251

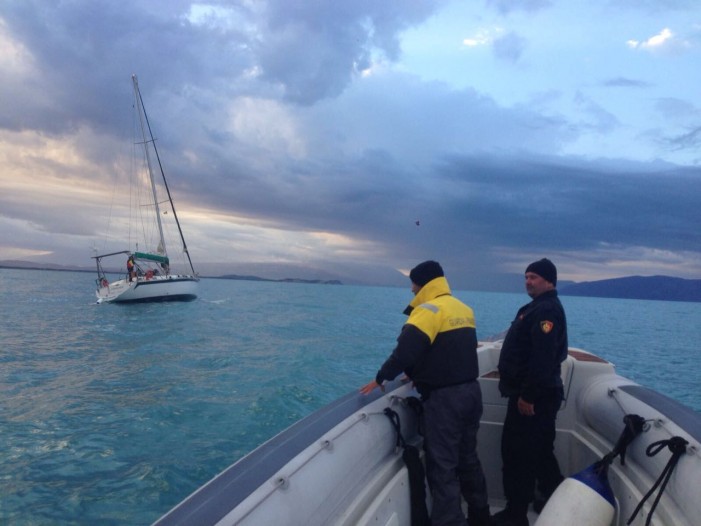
484;500;538;525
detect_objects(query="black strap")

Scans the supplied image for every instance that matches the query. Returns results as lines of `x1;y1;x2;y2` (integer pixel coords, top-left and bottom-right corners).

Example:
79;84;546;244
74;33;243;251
627;436;688;526
405;395;423;416
405;396;425;436
383;407;429;526
383;407;406;450
595;414;645;475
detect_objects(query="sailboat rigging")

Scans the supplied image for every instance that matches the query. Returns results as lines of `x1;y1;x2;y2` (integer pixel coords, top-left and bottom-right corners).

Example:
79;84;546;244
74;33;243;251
92;75;199;303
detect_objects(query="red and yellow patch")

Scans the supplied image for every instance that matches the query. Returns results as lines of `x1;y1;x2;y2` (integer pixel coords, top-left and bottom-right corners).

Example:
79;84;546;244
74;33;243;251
540;320;554;334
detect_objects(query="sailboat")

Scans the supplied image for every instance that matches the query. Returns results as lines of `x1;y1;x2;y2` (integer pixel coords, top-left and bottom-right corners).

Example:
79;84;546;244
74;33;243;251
93;75;199;304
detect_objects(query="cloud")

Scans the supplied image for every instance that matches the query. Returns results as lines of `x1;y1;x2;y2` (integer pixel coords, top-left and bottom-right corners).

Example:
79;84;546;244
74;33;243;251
667;126;701;152
463;27;502;47
626;26;695;54
254;0;446;104
613;0;698;14
573;92;620;133
603;77;653;88
486;0;552;15
627;27;674;50
492;31;527;62
0;17;33;75
652;98;701;156
1;0;700;287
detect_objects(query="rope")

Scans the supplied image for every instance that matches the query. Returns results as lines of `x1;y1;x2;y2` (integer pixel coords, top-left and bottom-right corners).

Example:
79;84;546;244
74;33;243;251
626;436;689;526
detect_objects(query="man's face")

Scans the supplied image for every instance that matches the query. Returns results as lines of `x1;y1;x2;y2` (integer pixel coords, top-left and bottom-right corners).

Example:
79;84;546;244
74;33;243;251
525;272;553;298
411;282;421;295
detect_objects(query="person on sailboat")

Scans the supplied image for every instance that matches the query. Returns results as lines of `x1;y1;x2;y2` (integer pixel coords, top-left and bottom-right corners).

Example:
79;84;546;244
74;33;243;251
360;261;491;526
493;258;568;526
127;255;136;282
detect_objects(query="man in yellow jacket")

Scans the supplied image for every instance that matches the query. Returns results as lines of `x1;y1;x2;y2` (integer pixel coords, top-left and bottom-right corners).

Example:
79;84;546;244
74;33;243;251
361;261;491;526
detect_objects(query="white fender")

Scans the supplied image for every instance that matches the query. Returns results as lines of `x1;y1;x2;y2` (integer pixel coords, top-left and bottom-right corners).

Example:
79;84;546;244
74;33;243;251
534;463;615;526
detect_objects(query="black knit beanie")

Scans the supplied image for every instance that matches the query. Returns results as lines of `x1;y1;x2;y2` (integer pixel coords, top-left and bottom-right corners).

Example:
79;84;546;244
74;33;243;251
409;260;444;287
525;258;557;286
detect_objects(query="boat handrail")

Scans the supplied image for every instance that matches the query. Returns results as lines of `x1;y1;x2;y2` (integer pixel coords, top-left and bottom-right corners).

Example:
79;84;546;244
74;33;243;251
619;385;701;447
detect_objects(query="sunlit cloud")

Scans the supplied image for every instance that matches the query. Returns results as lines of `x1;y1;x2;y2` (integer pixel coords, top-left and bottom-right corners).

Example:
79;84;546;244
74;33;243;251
626;27;691;52
308;231;383;259
0;129;115;194
172;208;383;266
0;245;53;260
627;27;671;49
463;27;504;47
355;56;388;78
227;97;308;160
184;3;247;31
0;20;36;79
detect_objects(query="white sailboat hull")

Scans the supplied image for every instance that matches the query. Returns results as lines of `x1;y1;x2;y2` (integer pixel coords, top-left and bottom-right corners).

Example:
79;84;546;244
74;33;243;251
96;275;198;304
154;341;701;526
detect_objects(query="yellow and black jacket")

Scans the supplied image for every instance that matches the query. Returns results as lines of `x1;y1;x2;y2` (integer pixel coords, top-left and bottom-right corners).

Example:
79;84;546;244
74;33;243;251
375;276;479;396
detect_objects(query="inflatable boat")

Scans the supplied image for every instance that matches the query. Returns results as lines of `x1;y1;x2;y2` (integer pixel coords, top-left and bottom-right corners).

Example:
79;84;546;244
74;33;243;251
154;341;701;525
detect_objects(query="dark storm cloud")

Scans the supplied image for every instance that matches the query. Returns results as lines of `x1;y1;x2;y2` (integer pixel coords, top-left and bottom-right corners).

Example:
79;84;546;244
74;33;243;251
337;154;701;269
1;0;700;284
0;0;448;157
432;156;701;253
164;72;583;246
186;138;701;276
257;0;445;104
0;0;250;139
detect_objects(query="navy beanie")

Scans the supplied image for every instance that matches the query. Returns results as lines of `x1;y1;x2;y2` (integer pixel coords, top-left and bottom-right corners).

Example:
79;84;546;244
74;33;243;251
525;258;557;286
409;260;444;287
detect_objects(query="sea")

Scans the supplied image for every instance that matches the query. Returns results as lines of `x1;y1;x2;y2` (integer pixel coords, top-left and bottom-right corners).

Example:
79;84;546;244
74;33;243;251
1;268;700;525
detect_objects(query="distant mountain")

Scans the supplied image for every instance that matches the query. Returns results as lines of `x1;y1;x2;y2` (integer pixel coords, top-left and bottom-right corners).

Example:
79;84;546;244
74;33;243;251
214;274;342;285
0;260;344;285
3;259;699;300
560;275;701;303
0;259;94;272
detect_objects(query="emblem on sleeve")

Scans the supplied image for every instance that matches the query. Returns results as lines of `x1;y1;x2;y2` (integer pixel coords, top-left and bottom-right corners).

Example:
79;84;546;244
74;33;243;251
540;320;554;334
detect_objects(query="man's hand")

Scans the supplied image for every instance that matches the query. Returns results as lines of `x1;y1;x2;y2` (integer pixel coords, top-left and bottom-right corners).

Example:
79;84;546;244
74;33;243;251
517;397;535;416
359;379;384;395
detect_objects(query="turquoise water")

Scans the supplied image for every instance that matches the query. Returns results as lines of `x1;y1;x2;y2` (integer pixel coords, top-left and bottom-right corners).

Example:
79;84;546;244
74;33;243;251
1;268;700;525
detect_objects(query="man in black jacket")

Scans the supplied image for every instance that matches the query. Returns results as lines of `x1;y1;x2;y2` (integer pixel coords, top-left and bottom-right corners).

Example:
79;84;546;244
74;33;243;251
493;258;568;526
360;261;491;526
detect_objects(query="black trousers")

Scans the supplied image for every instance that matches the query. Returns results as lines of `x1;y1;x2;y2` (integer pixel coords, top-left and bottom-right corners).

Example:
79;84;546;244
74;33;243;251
501;389;564;514
422;381;489;526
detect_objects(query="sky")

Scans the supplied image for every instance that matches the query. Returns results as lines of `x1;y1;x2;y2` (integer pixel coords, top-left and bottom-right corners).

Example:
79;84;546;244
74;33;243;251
1;0;700;289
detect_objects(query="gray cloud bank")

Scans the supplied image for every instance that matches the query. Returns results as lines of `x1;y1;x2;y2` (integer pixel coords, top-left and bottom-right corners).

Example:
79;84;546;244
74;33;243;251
1;0;700;289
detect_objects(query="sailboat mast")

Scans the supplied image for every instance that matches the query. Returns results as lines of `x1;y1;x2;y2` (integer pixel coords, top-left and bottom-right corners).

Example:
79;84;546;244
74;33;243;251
132;75;168;258
131;75;196;275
